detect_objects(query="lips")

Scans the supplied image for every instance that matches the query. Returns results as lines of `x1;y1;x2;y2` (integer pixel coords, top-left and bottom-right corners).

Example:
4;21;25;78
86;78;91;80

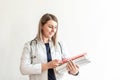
49;32;55;35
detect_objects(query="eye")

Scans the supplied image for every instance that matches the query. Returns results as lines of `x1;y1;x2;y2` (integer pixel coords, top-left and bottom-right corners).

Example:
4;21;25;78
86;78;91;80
48;25;53;28
53;25;57;29
54;26;57;29
48;25;57;29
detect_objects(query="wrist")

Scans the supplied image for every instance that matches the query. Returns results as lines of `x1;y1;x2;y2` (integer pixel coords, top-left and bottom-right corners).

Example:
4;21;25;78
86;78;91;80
46;63;50;69
68;71;79;76
42;63;49;71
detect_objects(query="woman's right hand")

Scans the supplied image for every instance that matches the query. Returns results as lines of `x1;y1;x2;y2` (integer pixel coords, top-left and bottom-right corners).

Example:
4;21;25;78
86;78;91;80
47;59;60;69
42;59;60;71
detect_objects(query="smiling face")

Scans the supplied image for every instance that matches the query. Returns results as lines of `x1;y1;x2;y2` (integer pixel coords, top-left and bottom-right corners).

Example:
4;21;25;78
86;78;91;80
41;20;58;40
36;13;58;45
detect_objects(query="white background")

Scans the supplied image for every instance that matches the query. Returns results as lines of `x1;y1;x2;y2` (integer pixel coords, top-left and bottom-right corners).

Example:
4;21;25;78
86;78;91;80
0;0;120;80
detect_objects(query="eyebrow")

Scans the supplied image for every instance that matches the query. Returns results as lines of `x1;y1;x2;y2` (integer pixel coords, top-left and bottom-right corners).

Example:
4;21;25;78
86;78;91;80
48;24;57;27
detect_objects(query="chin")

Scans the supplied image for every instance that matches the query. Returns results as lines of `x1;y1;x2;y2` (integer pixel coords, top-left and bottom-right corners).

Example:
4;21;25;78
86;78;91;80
47;36;52;39
49;35;54;38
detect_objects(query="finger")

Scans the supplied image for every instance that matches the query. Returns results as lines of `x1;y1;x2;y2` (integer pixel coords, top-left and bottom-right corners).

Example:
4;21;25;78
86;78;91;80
71;60;76;67
53;61;60;67
66;65;69;70
68;60;76;69
76;64;79;68
71;60;78;69
66;64;72;71
67;61;74;71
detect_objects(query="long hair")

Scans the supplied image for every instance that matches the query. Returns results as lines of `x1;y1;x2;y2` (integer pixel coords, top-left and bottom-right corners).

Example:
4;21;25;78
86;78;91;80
36;13;58;46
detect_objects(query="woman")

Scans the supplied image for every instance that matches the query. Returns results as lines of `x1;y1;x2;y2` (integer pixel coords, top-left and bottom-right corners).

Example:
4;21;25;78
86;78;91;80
20;13;79;80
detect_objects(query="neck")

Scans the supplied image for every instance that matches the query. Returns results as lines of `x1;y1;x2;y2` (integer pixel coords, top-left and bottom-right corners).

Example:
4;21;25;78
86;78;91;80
42;36;49;43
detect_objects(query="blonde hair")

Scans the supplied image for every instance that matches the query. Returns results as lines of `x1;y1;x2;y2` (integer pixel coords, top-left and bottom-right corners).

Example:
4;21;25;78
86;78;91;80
36;13;58;46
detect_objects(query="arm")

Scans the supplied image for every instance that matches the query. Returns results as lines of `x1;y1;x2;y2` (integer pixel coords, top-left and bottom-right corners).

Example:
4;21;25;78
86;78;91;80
20;42;42;75
20;42;60;75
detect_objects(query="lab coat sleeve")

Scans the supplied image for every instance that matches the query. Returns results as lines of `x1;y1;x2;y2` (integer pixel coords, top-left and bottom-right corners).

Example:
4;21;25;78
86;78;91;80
20;42;42;75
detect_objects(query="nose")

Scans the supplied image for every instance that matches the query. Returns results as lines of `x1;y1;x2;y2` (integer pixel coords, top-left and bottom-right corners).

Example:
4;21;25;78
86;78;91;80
51;27;56;32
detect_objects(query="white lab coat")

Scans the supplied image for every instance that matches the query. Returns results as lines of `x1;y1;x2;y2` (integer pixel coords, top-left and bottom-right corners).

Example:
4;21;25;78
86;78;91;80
20;40;68;80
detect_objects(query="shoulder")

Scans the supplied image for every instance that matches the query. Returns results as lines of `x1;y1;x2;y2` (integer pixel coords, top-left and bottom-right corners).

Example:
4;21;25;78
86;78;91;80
23;39;37;50
57;39;69;58
23;39;36;48
58;40;67;48
24;39;38;46
57;39;68;52
23;41;31;48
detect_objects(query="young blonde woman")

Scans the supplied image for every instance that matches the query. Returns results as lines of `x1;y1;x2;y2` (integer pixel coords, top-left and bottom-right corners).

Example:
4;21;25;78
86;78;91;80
20;13;79;80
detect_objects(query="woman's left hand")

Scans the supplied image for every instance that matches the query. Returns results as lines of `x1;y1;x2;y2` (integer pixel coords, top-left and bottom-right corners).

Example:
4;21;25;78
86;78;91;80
66;60;79;75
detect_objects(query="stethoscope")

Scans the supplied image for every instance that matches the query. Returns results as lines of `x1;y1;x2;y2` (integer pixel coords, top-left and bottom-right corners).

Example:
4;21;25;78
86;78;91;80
30;39;63;64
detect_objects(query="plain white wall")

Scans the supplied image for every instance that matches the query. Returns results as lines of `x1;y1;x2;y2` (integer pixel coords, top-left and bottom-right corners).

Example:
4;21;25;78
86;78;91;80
0;0;120;80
